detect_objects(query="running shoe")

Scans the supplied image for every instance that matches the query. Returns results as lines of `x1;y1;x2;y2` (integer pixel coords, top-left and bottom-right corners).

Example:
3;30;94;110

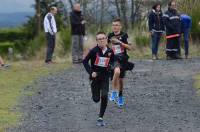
96;118;105;126
118;96;125;106
109;91;117;102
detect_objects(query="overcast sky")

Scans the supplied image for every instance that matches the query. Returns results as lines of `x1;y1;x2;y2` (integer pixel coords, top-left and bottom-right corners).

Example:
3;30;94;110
0;0;35;13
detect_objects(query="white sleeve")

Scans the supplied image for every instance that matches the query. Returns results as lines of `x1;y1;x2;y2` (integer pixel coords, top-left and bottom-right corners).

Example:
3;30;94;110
47;14;54;35
44;16;48;32
52;17;57;33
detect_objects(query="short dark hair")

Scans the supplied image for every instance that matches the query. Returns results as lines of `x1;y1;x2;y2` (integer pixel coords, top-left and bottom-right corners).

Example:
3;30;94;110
96;31;106;36
96;31;106;40
50;6;57;11
152;3;161;10
113;18;121;23
168;0;175;6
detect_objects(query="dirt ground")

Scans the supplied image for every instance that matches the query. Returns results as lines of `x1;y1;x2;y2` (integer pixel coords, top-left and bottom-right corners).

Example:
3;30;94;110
8;58;200;132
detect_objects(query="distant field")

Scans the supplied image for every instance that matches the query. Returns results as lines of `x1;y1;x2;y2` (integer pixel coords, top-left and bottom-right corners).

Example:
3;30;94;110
0;12;34;28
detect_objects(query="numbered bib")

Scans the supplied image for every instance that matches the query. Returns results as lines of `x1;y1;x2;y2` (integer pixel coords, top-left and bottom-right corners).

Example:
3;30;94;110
112;45;124;54
94;56;110;67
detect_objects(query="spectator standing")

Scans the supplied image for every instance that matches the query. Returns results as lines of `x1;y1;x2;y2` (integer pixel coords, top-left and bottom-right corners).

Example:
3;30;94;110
44;7;58;64
70;3;86;64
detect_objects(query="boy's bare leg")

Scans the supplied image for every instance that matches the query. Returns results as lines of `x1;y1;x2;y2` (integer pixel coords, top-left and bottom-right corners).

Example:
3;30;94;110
112;67;120;90
110;67;120;101
0;56;4;65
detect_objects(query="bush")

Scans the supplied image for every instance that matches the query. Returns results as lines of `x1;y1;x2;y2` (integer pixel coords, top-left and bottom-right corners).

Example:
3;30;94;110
26;33;46;56
135;34;150;48
0;28;32;42
59;27;71;53
0;42;14;55
190;9;200;40
0;27;34;57
14;40;29;55
0;33;46;59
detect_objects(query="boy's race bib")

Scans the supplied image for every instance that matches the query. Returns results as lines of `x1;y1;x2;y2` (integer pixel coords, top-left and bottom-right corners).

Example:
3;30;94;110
112;45;124;54
94;56;110;67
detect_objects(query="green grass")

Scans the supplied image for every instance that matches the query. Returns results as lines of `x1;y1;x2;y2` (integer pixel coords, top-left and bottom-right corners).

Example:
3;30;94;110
194;74;200;95
0;60;71;131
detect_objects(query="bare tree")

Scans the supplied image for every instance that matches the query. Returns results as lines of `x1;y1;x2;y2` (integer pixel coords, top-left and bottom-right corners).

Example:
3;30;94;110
36;0;41;35
115;0;121;17
68;0;73;10
81;0;87;16
120;0;128;31
130;0;135;28
100;0;105;29
131;0;143;25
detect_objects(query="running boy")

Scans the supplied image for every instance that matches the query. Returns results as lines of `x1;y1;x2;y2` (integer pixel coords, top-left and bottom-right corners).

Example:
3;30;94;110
108;18;131;107
83;32;114;126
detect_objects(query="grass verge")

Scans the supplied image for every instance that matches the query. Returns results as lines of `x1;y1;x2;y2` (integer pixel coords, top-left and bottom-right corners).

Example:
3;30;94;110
0;60;71;131
194;74;200;95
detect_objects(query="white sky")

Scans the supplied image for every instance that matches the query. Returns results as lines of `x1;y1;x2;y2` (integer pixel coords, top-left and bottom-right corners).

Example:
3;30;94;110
0;0;35;13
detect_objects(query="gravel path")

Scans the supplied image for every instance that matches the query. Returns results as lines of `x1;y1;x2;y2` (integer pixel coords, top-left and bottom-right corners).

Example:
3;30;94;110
8;58;200;132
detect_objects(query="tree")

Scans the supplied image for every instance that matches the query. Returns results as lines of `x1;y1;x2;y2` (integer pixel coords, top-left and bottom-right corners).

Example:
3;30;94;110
100;0;105;30
36;0;41;35
120;0;128;31
130;0;134;28
115;0;121;17
68;0;74;10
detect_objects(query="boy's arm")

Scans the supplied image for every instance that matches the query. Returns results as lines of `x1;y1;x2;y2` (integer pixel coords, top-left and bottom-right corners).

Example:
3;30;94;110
110;34;131;50
121;43;131;50
83;50;93;75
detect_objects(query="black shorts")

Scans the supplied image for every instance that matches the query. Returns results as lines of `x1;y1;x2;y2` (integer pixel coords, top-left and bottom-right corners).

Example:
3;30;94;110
90;76;109;102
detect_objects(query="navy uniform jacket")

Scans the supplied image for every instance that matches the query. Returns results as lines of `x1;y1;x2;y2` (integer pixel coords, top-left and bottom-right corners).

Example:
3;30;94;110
163;8;181;36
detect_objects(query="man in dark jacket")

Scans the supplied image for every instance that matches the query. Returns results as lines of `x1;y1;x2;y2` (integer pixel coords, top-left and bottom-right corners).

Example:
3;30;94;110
83;32;114;126
148;3;165;60
163;0;181;59
70;3;86;64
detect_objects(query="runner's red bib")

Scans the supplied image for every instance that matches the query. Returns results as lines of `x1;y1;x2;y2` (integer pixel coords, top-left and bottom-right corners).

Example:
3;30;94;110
112;45;124;54
94;56;110;67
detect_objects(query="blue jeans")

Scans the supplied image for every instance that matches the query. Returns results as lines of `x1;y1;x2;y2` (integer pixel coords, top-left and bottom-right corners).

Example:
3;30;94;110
151;32;162;55
178;28;189;56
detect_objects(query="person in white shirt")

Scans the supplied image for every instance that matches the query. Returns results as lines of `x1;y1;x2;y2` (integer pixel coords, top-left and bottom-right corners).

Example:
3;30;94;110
44;6;57;64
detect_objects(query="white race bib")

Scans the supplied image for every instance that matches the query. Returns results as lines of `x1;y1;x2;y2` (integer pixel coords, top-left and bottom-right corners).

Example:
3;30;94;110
112;45;124;54
94;56;110;67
